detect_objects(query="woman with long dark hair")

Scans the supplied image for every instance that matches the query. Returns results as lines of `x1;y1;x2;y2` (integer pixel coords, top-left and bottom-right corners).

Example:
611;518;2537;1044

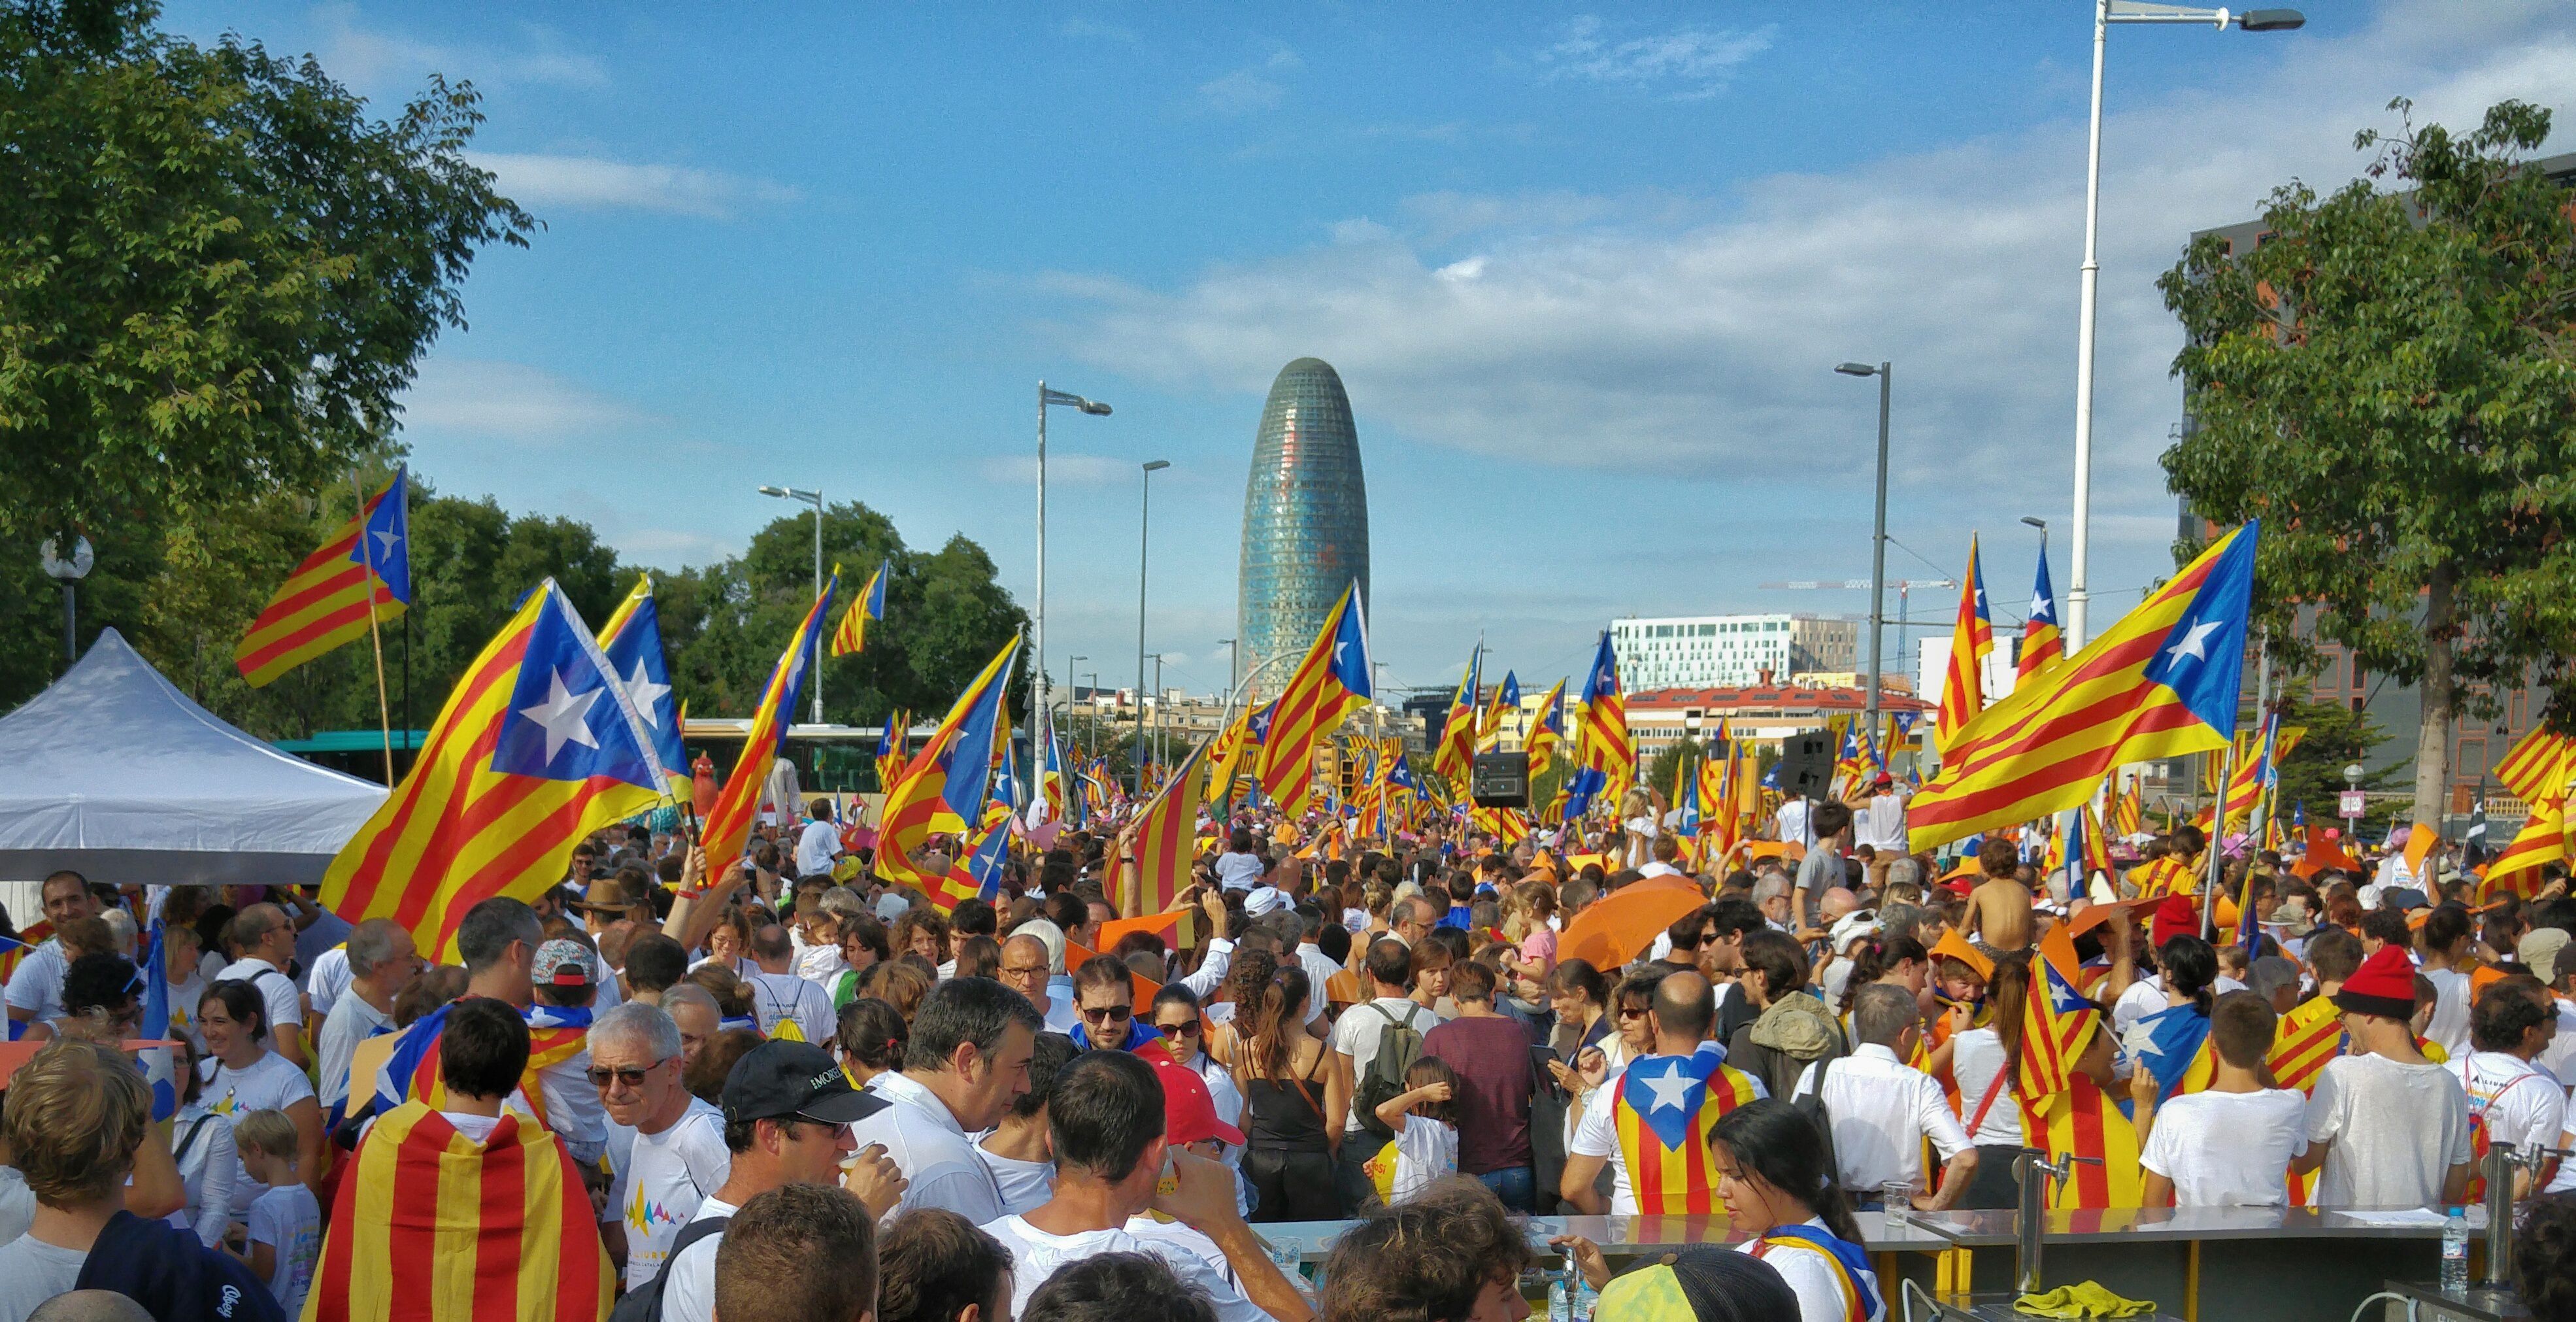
1214;953;1348;1220
1949;953;2031;1210
1711;1099;1885;1322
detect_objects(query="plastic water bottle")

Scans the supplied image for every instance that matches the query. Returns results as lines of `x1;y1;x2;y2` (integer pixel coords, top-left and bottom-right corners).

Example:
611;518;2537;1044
1547;1246;1594;1321
2441;1206;2470;1293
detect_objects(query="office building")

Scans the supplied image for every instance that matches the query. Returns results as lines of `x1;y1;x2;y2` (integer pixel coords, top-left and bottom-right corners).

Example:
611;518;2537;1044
1610;614;1858;691
1239;358;1370;686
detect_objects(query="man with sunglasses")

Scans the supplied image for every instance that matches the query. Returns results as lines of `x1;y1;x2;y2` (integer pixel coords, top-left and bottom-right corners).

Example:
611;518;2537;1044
592;1002;731;1290
1071;955;1160;1053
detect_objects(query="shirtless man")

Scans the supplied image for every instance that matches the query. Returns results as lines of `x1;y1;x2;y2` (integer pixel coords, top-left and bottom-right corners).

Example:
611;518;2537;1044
1960;836;2033;956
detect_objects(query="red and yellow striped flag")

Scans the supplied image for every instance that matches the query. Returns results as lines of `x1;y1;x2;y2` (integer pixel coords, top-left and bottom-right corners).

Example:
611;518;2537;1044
307;1099;611;1322
1935;535;1993;752
1204;701;1254;811
1122;736;1208;917
1253;583;1373;817
2016;1073;2145;1210
701;571;839;870
320;581;670;963
2483;797;2564;900
875;638;1021;890
2496;726;2575;805
2267;993;2345;1095
234;471;407;686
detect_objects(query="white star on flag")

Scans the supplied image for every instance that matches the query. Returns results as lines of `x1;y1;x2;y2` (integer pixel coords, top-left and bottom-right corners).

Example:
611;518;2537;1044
1642;1060;1696;1112
2164;620;2224;666
518;671;603;762
2030;592;2052;619
371;527;402;559
622;659;671;728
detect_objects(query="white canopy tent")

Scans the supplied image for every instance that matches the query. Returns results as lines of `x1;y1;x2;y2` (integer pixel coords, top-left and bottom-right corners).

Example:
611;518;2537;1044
0;629;386;887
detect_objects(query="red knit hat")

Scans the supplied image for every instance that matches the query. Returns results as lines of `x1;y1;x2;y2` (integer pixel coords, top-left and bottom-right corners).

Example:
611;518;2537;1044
2333;943;2417;1021
2149;894;2199;950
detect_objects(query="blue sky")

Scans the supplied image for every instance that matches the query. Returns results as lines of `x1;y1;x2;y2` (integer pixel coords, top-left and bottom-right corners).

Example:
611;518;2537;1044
160;2;2576;703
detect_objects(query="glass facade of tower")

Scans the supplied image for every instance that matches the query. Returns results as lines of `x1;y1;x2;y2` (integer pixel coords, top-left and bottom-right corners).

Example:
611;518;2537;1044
1239;358;1370;687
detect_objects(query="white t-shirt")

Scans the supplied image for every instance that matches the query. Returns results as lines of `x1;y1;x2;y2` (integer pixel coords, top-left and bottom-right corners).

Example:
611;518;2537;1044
0;1233;90;1322
216;956;307;1037
1388;1115;1457;1204
248;1180;323;1316
2537;999;2576;1092
1569;1056;1768;1215
2421;969;2473;1060
1950;1028;2023;1146
979;1214;1268;1322
796;820;841;876
1;941;69;1028
1330;998;1440;1134
743;970;835;1043
2452;1052;2569;1175
850;1069;1009;1223
1775;799;1812;848
977;1142;1056;1216
304;943;353;1022
1741;1218;1885;1322
656;1194;739;1322
167;1101;239;1247
2306;1053;2472;1208
2139;1089;2307;1207
316;989;393;1118
1214;852;1265;891
0;1170;31;1246
202;1050;315;1215
605;1097;732;1289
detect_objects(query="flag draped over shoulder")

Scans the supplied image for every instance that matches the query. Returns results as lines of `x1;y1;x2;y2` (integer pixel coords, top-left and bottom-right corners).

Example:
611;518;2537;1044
2017;932;2100;1102
321;581;671;964
307;1099;610;1322
1935;535;1992;752
877;637;1021;900
1609;1053;1759;1214
700;570;839;869
1907;522;2258;851
1122;737;1209;917
375;999;591;1123
595;575;690;796
2016;1074;2145;1210
236;467;410;687
2021;547;2062;678
1252;583;1372;817
830;560;890;657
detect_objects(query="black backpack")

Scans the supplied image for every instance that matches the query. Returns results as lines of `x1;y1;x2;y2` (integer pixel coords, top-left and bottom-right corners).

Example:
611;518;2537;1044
1790;1055;1844;1188
1351;1002;1430;1142
607;1216;730;1322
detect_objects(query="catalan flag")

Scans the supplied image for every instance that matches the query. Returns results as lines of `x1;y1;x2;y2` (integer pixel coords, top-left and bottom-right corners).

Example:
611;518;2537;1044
1123;737;1209;916
321;581;671;963
2496;725;2575;805
2113;780;2143;838
830;559;890;657
2133;1000;2218;1102
1562;631;1631;822
308;1098;611;1322
1906;523;2257;851
1431;647;1482;788
374;999;592;1123
2021;547;2063;678
876;637;1021;897
2016;1072;2145;1210
2268;993;2346;1095
1479;669;1520;751
1252;583;1373;817
235;467;410;687
2077;798;2116;892
1205;701;1256;812
1935;535;1993;752
1524;677;1568;776
875;711;910;793
1031;707;1071;829
701;570;839;870
595;575;689;796
1609;1052;1760;1213
2483;797;2564;900
2019;935;2099;1102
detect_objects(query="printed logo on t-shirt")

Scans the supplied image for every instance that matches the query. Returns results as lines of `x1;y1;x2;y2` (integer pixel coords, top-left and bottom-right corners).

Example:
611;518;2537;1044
628;1185;686;1234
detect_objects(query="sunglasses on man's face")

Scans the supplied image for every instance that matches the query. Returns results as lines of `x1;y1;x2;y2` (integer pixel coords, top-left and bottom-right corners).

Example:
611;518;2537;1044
586;1061;664;1088
1080;1004;1132;1023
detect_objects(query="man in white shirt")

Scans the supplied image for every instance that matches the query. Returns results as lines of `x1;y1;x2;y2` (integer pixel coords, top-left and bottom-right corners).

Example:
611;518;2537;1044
593;1003;731;1289
1213;829;1265;892
215;902;310;1069
1793;984;1977;1208
658;1040;899;1322
2135;992;2308;1207
979;1051;1311;1322
1635;834;1685;880
849;977;1041;1223
998;934;1081;1036
3;870;101;1042
1330;938;1440;1210
1857;775;1911;853
2450;975;2568;1200
1292;918;1343;1030
794;799;843;879
316;919;420;1126
2294;944;2473;1207
743;924;835;1043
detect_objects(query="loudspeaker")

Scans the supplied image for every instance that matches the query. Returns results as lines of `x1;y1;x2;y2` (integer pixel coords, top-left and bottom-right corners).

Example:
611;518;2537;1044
1776;731;1835;797
1471;751;1530;809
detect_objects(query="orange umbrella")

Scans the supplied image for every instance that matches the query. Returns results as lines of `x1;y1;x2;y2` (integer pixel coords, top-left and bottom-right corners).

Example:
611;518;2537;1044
1559;885;1708;970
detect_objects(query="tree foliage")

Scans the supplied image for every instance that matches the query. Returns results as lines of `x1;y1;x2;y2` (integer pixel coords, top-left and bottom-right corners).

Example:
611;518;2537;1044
0;0;533;545
2159;99;2576;827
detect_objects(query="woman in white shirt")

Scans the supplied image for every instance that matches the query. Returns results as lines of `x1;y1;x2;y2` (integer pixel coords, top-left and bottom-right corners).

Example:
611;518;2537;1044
197;980;320;1219
164;1036;239;1246
1712;1099;1886;1322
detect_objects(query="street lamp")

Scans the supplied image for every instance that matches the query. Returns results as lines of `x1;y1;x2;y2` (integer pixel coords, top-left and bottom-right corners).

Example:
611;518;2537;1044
39;535;92;665
1037;382;1112;739
1217;638;1238;695
1135;459;1170;794
758;484;827;723
1835;360;1892;742
2066;1;2303;651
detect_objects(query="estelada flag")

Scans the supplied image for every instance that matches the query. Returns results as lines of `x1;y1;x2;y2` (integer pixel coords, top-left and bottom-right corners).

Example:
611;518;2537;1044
2016;1072;2144;1210
374;998;592;1125
1430;647;1480;787
2018;928;2101;1102
1253;583;1372;817
877;637;1020;889
2020;547;2063;679
1909;522;2258;852
830;559;890;657
1121;736;1207;917
1935;535;1993;753
1609;1052;1760;1214
307;1098;611;1322
235;466;410;687
701;569;839;871
595;575;689;797
321;581;670;964
1524;677;1568;777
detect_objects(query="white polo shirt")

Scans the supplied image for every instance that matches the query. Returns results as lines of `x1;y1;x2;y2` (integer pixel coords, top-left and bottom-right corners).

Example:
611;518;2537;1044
849;1068;1007;1224
215;956;307;1038
1792;1043;1969;1194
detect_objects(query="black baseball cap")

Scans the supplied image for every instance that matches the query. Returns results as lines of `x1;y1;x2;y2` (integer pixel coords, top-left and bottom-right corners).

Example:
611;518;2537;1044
722;1042;889;1127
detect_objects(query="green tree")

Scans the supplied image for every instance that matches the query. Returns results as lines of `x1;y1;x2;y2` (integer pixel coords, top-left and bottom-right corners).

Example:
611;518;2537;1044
1644;738;1707;807
2269;692;2401;831
2159;99;2576;832
1;0;531;545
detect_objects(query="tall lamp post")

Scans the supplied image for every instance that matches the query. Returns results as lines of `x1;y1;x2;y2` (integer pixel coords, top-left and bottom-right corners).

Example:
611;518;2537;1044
39;536;93;666
757;484;827;723
1217;638;1238;695
1836;360;1892;742
2066;1;2303;650
1037;382;1112;736
1135;459;1170;794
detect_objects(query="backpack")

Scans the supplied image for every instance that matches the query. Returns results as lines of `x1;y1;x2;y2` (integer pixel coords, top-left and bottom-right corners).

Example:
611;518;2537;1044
1789;1055;1844;1190
1353;1002;1428;1142
607;1216;731;1322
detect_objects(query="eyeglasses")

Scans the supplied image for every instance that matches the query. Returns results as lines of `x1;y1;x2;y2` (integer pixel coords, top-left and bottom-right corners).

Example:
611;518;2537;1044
1080;1004;1132;1023
1001;965;1049;979
586;1060;665;1088
1155;1021;1200;1038
1615;1006;1648;1020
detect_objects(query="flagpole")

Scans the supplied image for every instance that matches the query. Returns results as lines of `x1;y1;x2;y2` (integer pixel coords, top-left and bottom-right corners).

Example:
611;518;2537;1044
2203;733;2233;942
350;471;396;786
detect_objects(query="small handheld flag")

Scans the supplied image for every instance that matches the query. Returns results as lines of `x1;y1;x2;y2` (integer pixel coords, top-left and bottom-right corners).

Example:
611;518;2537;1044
831;560;890;657
235;467;410;687
701;570;840;869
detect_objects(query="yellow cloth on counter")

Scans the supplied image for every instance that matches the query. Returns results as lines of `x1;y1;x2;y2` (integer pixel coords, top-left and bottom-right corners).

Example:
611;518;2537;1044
2013;1281;2157;1319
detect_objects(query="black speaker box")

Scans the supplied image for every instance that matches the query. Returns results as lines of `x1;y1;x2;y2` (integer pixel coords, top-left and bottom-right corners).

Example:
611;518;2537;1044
1471;751;1530;809
1775;730;1835;796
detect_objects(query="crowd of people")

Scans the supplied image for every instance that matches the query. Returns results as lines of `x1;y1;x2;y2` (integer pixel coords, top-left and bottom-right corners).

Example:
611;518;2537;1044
0;779;2574;1322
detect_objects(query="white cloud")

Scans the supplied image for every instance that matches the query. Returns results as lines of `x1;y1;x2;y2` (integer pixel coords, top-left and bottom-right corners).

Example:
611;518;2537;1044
1052;0;2576;568
1199;46;1301;114
310;5;608;93
1538;16;1775;101
473;153;800;219
399;360;655;441
977;454;1135;486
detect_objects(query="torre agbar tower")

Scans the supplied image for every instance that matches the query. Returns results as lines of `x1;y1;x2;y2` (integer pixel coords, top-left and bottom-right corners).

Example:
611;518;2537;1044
1238;358;1371;688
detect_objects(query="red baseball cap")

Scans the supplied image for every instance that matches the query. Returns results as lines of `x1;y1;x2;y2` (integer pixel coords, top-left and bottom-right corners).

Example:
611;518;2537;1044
1141;1053;1245;1147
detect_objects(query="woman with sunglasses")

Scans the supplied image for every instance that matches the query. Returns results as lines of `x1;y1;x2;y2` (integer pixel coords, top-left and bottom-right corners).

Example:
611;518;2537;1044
1215;953;1348;1221
1148;984;1243;1140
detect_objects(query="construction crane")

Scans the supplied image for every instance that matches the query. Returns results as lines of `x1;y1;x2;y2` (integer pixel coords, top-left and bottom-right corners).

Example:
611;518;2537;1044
1759;579;1958;686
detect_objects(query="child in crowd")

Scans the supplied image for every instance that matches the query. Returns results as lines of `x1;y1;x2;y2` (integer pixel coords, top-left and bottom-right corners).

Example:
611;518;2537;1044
2133;992;2307;1206
231;1109;321;1318
1367;1057;1460;1205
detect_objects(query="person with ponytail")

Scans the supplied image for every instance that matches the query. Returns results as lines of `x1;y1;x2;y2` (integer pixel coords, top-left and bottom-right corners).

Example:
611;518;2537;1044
1947;954;2032;1209
1214;955;1347;1220
1710;1098;1886;1322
